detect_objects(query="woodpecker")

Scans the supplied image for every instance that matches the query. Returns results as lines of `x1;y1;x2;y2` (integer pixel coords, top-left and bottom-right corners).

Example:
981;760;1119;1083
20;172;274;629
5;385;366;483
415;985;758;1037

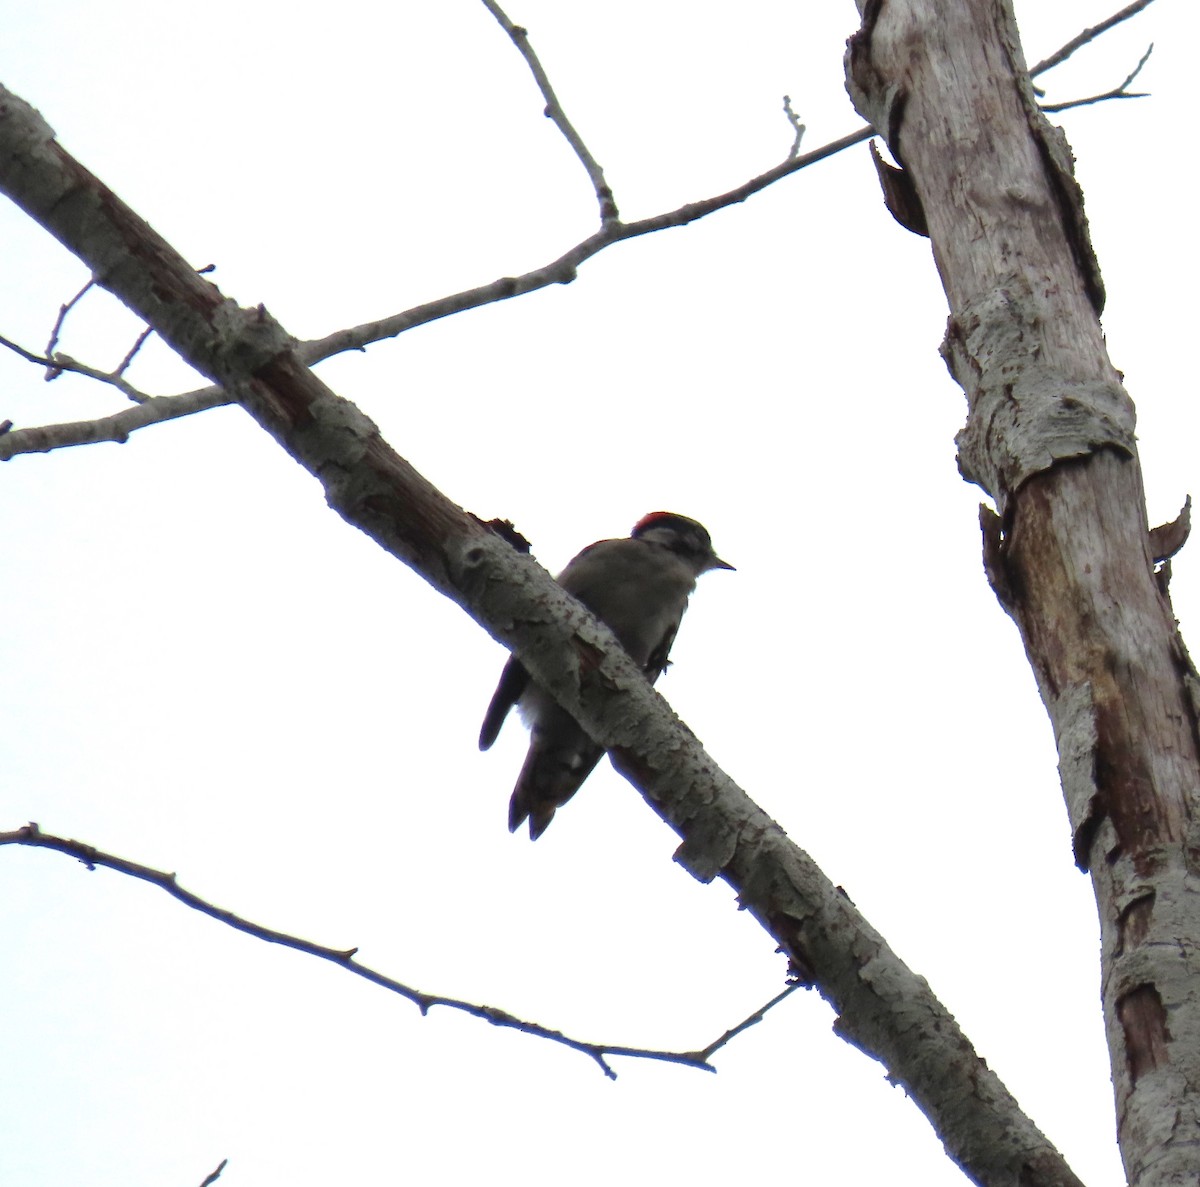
479;512;733;839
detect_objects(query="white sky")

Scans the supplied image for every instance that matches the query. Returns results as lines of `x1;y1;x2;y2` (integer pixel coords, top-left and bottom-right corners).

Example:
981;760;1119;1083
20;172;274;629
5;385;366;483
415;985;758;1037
0;2;1191;1185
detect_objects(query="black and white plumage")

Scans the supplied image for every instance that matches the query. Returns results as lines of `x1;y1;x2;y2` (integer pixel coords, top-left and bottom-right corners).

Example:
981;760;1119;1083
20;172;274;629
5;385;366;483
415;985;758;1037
479;512;733;839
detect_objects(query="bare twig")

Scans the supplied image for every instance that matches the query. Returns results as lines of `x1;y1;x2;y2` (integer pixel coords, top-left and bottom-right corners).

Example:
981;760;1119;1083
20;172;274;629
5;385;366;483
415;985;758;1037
114;325;154;378
198;1159;228;1187
482;0;618;222
0;333;150;403
1041;43;1152;112
696;983;803;1061
44;277;93;364
0;823;803;1079
50;352;151;401
1028;0;1156;78
782;96;806;159
0;332;53;368
0;127;869;461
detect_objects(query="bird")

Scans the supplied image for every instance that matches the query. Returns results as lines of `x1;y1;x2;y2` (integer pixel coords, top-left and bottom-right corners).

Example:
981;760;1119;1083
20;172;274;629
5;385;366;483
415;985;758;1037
479;512;733;839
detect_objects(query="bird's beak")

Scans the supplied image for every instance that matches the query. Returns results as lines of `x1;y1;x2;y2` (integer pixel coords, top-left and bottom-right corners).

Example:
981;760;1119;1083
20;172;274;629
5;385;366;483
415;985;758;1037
711;556;736;572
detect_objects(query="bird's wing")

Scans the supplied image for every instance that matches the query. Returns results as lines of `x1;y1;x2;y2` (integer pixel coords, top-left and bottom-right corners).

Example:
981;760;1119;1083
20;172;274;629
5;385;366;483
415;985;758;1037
478;655;530;750
644;622;679;682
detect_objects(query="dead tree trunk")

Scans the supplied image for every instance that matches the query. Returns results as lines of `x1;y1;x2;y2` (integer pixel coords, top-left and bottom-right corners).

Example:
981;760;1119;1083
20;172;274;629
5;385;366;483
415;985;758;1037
846;2;1200;1183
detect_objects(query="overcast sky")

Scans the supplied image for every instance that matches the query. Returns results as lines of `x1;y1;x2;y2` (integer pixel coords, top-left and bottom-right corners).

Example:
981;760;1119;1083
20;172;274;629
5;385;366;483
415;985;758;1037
1;2;1192;1185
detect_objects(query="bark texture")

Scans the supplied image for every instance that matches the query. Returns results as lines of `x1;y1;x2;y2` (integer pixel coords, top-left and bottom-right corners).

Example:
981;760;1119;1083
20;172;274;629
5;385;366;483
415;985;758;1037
846;2;1200;1184
0;82;1089;1186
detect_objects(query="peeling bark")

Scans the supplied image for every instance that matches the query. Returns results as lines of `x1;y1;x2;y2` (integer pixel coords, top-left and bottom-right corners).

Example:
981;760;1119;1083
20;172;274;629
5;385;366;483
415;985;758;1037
846;1;1200;1183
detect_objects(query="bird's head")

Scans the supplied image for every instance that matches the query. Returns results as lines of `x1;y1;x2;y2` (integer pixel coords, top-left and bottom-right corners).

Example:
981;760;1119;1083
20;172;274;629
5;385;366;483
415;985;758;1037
631;512;735;575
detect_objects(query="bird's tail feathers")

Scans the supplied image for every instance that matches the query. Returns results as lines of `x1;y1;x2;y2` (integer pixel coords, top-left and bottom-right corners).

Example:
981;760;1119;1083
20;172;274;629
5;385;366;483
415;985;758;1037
508;727;604;840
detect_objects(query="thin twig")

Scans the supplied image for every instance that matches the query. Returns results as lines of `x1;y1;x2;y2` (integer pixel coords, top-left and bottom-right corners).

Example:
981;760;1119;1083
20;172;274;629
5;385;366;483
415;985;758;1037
782;96;806;159
44;277;93;362
481;0;618;223
1028;0;1156;78
198;1159;228;1187
696;983;803;1061
1041;43;1152;112
0;332;52;368
1;823;802;1079
114;326;155;378
0;333;151;403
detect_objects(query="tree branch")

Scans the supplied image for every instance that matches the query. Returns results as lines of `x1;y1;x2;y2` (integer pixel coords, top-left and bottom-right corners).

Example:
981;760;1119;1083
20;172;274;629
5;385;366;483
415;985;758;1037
782;96;807;158
43;277;93;358
0;0;1156;462
694;983;803;1062
1040;43;1152;113
197;1158;228;1187
0;823;804;1079
482;0;618;222
1028;0;1156;78
0;126;867;461
0;82;1085;1187
0;331;151;403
